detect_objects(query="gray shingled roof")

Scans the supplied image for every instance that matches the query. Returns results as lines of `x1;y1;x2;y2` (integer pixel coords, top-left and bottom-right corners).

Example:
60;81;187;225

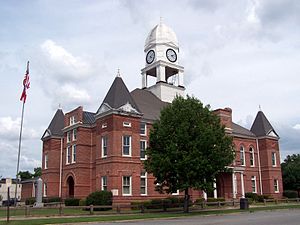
131;88;168;121
83;111;95;124
45;109;64;137
250;111;278;137
97;77;140;113
232;122;256;137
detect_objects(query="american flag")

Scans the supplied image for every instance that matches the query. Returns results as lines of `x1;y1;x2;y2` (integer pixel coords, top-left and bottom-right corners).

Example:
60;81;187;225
20;61;30;103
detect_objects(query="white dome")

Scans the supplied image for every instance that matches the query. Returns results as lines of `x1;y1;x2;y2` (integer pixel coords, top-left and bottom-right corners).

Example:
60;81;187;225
144;22;179;50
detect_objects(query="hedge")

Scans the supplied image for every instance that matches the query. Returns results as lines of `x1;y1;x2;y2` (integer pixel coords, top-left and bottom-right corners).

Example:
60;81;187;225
283;190;298;198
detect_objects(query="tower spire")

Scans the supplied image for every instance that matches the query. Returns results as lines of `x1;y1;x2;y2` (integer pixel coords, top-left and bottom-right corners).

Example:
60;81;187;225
117;68;121;77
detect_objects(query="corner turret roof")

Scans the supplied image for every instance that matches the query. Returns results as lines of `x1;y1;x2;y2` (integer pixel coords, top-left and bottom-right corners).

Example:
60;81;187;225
250;111;279;138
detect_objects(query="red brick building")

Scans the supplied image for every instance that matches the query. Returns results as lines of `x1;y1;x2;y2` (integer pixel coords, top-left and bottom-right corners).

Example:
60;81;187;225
41;22;282;203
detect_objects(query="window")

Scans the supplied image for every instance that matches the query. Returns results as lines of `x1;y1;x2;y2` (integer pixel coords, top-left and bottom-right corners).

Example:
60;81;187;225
73;129;77;140
43;182;47;197
101;176;107;191
140;171;147;195
102;136;108;157
122;135;131;156
251;176;257;193
44;154;48;169
66;146;71;164
122;176;131;196
101;123;107;129
272;152;277;166
249;147;255;167
70;116;75;125
140;140;147;160
67;131;71;143
240;146;245;166
274;179;279;193
72;145;76;163
140;123;146;135
123;122;131;127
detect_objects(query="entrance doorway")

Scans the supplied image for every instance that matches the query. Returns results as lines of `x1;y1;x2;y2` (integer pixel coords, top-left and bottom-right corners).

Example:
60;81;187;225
67;176;74;198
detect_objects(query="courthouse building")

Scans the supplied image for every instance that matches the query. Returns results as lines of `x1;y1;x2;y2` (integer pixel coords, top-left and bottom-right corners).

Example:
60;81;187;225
41;22;283;203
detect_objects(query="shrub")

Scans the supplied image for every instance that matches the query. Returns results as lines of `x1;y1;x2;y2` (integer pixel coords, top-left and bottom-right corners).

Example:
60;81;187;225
65;198;80;206
195;198;205;204
42;197;61;203
245;192;259;202
79;199;86;206
25;197;36;205
283;190;298;198
207;197;225;202
86;191;112;206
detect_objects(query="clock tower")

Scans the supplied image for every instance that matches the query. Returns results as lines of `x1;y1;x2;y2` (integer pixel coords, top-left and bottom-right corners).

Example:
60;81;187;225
141;21;185;103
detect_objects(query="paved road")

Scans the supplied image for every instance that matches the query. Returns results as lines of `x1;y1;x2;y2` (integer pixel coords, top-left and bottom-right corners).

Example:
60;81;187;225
83;209;300;225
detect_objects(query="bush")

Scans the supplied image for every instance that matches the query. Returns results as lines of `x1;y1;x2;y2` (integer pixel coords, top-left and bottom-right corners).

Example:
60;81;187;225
195;198;205;204
79;199;86;206
86;191;112;206
207;197;225;202
25;197;36;205
283;190;298;198
65;198;80;206
245;192;259;202
42;197;61;203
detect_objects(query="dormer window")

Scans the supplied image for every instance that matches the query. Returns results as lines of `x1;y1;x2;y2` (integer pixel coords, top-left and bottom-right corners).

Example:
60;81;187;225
123;122;131;127
70;116;75;125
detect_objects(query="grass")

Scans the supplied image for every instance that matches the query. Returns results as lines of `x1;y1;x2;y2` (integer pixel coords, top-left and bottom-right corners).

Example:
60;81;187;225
0;204;300;225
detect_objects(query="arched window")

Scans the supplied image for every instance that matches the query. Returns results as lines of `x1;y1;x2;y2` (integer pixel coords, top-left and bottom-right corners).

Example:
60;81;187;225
240;145;245;166
249;147;255;166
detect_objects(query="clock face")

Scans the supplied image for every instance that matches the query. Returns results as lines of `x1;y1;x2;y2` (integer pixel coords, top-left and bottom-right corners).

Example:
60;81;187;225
146;50;155;64
166;49;177;62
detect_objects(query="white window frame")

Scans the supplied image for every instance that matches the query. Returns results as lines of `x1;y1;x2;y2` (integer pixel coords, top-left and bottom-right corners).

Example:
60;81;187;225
43;182;47;197
101;176;107;191
140;172;147;195
172;190;180;196
123;122;131;127
249;147;255;167
122;135;131;156
140;122;147;136
73;128;77;141
240;145;245;166
101;136;108;158
122;176;132;196
140;140;147;160
251;176;257;193
72;145;76;163
67;131;71;143
44;154;48;169
69;116;75;125
66;146;71;164
274;179;279;193
101;123;107;129
272;152;277;167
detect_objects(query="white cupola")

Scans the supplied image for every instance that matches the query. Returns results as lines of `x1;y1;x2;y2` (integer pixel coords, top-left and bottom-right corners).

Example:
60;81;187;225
141;20;185;103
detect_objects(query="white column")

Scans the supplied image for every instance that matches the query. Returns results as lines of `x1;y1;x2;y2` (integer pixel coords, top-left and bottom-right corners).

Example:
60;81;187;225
241;173;245;198
203;191;207;200
156;65;166;83
232;172;236;199
213;180;217;198
178;71;184;87
142;72;147;88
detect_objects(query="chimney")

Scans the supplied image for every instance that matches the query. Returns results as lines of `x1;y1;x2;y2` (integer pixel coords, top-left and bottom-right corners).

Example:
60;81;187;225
213;107;232;133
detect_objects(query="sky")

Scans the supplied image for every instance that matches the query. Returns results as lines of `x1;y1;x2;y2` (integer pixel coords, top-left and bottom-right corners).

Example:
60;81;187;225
0;0;299;177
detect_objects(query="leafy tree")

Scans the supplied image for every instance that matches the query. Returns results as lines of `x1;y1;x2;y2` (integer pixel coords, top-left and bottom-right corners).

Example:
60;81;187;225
33;167;42;177
18;171;32;181
281;154;300;197
144;96;234;213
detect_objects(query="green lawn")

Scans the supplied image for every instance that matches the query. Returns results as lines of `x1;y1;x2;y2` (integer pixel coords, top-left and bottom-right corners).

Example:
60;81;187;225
0;204;300;225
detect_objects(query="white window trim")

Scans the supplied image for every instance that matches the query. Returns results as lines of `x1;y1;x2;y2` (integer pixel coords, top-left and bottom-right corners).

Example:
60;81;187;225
140;172;147;196
274;179;279;193
140;140;147;160
251;176;257;193
140;122;147;136
123;122;131;127
101;136;108;158
101;123;107;129
43;182;47;197
272;152;277;167
67;131;71;143
72;145;76;163
172;190;180;196
250;147;255;167
44;154;48;169
66;146;71;165
122;176;132;196
240;146;245;166
73;129;77;141
69;116;75;125
122;135;132;157
101;176;107;191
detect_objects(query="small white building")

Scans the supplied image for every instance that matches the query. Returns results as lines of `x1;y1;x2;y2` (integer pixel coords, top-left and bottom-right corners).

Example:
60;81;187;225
0;178;22;203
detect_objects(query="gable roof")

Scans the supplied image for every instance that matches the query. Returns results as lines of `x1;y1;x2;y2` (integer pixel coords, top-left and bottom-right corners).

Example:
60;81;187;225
96;77;140;114
250;111;279;138
232;122;256;138
131;88;168;121
42;109;64;139
83;111;95;124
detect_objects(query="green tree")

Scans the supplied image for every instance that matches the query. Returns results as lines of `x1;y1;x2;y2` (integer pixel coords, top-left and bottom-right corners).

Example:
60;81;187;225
281;154;300;197
144;96;234;213
18;171;32;181
33;167;42;177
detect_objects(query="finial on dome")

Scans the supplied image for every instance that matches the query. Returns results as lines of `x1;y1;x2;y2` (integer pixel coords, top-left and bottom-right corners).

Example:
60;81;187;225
160;16;163;25
117;68;121;77
58;103;62;110
259;104;262;111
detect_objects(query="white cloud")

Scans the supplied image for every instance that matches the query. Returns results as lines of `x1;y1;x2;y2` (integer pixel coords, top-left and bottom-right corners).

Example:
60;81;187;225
293;124;300;130
246;0;260;25
55;84;91;107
